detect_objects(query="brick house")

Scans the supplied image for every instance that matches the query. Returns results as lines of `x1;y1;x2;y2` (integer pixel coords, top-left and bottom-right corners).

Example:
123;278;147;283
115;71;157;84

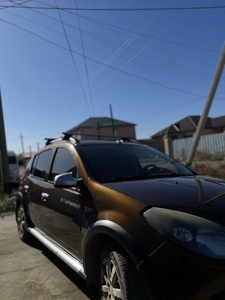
66;117;136;140
151;115;225;155
152;115;225;141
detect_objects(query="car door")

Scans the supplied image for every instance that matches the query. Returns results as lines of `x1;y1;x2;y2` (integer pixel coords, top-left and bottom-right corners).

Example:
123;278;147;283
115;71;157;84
23;149;52;228
39;146;82;260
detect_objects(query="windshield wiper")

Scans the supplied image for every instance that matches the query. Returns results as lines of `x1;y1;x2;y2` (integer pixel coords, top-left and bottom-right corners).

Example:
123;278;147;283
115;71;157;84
102;175;147;183
147;173;189;179
101;173;191;183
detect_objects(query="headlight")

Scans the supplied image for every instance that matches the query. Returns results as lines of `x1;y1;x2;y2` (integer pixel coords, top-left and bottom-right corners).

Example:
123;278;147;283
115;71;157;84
143;207;225;259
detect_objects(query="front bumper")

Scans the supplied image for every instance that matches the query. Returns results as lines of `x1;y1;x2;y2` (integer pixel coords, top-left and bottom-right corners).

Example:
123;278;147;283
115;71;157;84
10;173;19;184
138;241;225;300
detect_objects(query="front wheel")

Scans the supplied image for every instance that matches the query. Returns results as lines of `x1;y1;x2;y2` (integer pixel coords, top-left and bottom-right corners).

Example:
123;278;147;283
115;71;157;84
16;204;32;242
99;244;147;300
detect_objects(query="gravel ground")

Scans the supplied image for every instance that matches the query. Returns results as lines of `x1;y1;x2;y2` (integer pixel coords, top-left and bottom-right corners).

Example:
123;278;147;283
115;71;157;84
0;214;90;300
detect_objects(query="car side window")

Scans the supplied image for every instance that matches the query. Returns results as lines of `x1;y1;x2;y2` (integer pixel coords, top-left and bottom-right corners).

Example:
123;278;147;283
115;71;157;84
30;155;38;175
33;149;52;179
50;147;77;182
25;156;35;176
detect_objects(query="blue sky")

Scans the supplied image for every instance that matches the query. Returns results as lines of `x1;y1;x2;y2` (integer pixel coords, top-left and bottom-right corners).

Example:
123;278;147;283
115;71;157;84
0;0;225;154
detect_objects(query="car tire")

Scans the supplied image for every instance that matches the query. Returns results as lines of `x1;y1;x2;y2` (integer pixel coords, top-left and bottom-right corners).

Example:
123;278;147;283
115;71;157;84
16;204;32;242
99;244;147;300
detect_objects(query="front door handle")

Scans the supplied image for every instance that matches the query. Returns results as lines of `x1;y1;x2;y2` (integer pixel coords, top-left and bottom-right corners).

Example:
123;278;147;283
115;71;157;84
41;193;49;202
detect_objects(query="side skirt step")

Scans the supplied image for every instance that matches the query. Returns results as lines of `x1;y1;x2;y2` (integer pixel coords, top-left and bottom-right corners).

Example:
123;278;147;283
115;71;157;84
28;227;86;280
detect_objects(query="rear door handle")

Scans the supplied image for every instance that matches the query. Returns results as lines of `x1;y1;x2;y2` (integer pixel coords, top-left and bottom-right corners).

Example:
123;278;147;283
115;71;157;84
41;193;49;202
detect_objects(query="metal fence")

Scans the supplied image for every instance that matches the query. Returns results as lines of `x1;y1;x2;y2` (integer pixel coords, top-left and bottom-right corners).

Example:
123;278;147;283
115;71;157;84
169;132;225;160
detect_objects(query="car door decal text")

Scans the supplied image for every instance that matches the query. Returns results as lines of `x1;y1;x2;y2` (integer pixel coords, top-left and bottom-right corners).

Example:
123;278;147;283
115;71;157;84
60;198;81;209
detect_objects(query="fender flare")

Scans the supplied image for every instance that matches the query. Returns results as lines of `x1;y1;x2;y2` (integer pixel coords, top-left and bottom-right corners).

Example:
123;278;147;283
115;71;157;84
83;219;143;267
82;220;161;299
15;192;33;228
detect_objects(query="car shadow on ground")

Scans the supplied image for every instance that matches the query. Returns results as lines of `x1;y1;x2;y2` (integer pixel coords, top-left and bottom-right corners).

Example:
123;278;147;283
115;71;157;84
26;238;90;299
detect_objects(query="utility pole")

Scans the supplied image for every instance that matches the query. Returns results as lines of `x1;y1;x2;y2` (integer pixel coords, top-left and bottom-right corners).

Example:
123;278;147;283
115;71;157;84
19;133;25;166
110;104;115;136
0;89;11;193
186;43;225;166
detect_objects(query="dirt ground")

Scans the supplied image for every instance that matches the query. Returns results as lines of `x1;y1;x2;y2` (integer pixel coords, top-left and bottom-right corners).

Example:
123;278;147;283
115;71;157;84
0;214;90;300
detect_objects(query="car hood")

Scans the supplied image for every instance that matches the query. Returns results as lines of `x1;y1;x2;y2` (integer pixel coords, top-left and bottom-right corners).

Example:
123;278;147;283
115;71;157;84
103;175;225;221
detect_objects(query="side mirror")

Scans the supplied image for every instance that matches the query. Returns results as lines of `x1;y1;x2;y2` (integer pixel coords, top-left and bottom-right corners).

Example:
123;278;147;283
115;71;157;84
54;172;77;188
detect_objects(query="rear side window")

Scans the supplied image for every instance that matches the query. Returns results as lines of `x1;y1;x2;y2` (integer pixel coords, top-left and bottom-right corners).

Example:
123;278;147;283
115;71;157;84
25;157;34;175
50;147;77;181
33;149;51;179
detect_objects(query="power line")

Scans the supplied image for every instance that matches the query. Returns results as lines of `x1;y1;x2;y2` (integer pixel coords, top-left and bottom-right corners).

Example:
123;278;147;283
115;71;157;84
4;7;216;76
75;13;219;54
3;8;212;86
53;0;92;116
31;1;221;55
1;4;225;11
1;0;30;9
99;0;192;84
34;1;220;54
131;89;225;121
5;0;220;56
91;4;197;91
1;1;223;101
73;0;95;116
132;97;205;121
0;17;209;98
90;13;158;82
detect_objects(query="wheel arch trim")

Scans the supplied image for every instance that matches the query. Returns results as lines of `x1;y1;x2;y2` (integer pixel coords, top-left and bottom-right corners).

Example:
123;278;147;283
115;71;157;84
83;220;143;268
15;191;33;227
83;219;162;299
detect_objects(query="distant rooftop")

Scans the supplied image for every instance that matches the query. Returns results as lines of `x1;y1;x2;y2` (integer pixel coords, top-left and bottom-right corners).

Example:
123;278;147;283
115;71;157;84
67;117;136;132
152;115;225;138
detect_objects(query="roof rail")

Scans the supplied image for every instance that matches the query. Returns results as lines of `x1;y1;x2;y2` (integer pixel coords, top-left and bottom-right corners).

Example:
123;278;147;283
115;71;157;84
45;138;59;145
62;132;80;143
45;133;131;145
62;132;73;140
45;134;79;146
63;132;131;142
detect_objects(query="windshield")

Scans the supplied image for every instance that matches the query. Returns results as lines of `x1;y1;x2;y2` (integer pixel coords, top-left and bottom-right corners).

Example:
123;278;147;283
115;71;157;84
78;143;194;183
